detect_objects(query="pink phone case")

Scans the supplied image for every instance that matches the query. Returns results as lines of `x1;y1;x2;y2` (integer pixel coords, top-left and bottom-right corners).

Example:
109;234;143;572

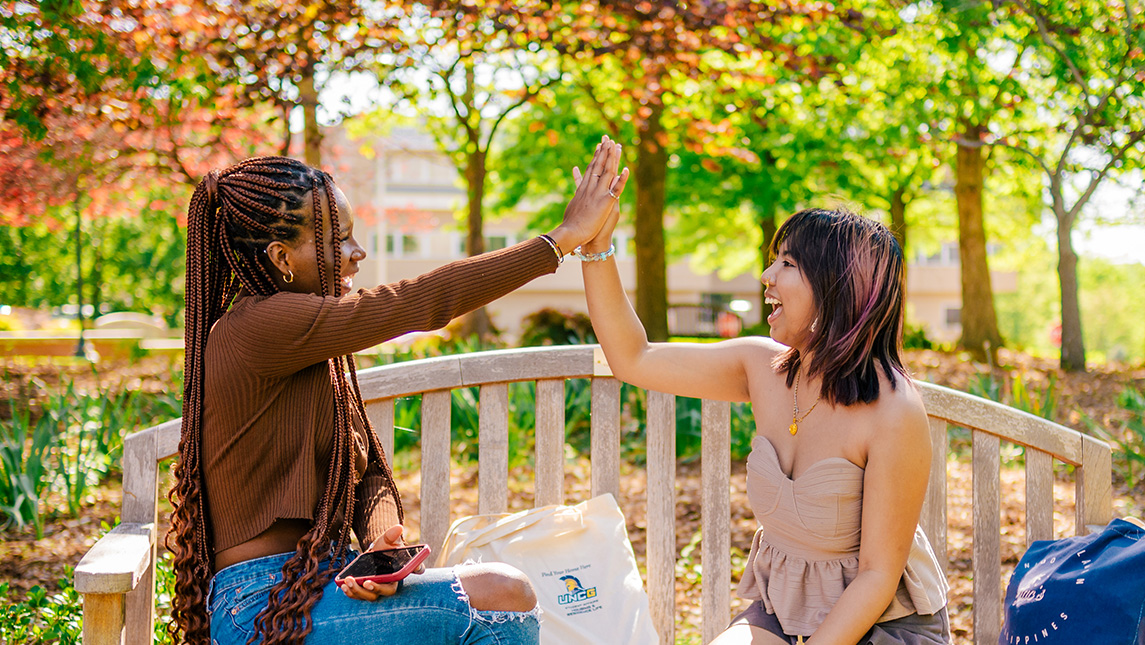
335;544;431;586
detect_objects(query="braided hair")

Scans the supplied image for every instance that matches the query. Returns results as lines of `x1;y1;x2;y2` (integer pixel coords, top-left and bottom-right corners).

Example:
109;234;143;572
169;156;402;644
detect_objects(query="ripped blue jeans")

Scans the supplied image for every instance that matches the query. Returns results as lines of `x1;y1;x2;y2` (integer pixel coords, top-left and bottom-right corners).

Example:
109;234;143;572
207;550;540;645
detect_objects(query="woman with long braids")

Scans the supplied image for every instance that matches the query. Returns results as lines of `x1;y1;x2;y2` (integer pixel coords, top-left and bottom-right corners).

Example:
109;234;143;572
580;204;951;645
171;139;628;645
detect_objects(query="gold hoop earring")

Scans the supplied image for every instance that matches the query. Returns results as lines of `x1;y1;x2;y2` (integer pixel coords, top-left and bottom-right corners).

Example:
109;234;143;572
284;270;294;284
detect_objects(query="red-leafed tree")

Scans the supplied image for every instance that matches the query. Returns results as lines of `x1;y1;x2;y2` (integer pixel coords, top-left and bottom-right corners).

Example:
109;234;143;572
1;0;276;339
199;1;403;166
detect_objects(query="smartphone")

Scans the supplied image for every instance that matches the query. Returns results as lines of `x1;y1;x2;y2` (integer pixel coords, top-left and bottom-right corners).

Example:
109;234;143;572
335;544;431;586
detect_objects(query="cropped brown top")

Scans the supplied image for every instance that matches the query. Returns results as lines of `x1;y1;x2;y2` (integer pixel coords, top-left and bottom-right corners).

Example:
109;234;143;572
200;237;558;553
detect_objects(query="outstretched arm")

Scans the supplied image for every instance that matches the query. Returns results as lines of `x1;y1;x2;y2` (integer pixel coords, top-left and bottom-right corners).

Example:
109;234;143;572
576;159;775;403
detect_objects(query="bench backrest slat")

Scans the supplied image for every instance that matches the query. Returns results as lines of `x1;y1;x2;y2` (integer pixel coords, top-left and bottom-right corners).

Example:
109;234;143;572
478;383;510;515
590;377;621;500
535;379;567;507
972;430;1003;645
1024;449;1055;546
701;399;732;644
646;390;677;645
921;418;949;574
420;390;453;555
1079;435;1113;532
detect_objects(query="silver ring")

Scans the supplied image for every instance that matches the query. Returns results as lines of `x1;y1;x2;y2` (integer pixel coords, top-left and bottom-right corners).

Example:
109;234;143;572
592;174;602;177
608;189;618;199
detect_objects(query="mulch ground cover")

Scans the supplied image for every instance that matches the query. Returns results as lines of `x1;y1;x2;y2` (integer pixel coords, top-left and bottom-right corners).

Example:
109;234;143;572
2;349;1143;642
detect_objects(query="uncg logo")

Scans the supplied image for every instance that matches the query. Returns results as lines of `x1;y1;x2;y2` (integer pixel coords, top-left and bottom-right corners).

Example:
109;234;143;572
557;575;598;605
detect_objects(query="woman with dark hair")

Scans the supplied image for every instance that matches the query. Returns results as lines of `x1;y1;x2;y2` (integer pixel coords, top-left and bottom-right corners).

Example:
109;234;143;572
580;205;951;644
171;138;628;645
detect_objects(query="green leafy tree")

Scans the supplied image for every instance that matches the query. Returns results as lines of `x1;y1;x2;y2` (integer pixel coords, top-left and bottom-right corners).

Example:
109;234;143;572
365;2;563;338
485;2;840;340
989;0;1145;371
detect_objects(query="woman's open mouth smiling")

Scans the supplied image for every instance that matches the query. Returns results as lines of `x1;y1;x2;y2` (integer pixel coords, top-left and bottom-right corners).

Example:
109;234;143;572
765;294;782;322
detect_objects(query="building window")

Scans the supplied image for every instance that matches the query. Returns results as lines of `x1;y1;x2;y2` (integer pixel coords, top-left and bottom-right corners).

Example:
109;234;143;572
945;307;961;326
457;234;512;255
486;235;508;251
386;234;420;257
701;293;733;323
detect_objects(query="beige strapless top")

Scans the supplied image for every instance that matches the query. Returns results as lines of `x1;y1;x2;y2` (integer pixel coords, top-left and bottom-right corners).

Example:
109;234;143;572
737;434;949;637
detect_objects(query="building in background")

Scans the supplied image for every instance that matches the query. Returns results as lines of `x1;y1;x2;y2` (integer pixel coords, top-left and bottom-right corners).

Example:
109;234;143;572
325;126;1014;344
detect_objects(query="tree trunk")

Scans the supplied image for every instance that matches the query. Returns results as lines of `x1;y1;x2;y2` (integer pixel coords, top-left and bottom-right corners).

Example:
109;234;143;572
90;224;102;319
1055;204;1086;371
73;187;85;357
954;123;1003;363
634;101;669;341
299;65;322;166
890;186;908;287
757;202;777;338
460;145;492;340
280;101;294;157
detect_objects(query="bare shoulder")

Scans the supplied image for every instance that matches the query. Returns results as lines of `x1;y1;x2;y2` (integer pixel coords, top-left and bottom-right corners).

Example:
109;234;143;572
870;373;930;450
725;335;787;379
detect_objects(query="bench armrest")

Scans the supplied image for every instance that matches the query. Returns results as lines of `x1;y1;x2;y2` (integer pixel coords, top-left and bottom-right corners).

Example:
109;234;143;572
75;522;156;594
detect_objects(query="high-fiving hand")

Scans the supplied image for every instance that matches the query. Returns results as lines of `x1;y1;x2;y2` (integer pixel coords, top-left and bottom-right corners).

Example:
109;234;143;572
546;136;629;255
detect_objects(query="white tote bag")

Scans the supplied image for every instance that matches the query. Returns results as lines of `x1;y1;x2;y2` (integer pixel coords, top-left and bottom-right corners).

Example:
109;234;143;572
437;493;659;645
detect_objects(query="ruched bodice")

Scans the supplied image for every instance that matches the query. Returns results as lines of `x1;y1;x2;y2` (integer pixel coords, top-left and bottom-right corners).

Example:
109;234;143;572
737;435;949;637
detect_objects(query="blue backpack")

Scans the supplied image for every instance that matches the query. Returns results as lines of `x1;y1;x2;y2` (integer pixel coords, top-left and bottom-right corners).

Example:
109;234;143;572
1001;518;1145;644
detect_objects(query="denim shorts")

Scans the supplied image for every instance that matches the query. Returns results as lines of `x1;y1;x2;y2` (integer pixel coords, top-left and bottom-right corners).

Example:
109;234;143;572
207;550;540;645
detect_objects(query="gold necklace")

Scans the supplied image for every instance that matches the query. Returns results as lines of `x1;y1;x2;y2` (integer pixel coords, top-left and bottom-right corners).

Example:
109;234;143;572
790;367;822;435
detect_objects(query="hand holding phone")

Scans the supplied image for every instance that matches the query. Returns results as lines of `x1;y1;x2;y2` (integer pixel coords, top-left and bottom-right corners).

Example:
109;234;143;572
335;544;431;588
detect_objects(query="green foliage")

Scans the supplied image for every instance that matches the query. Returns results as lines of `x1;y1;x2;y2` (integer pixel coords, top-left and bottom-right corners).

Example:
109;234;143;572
518;308;596;347
997;238;1145;364
968;370;1058;421
1082;387;1145;488
903;323;936;351
0;196;187;326
0;402;55;536
0;576;82;645
0;549;174;644
674;397;757;463
0;374;181;533
44;381;180;516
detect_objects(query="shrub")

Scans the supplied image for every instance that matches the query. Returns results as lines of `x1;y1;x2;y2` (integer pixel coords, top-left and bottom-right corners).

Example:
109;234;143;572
0;576;81;644
518;308;596;346
1082;387;1145;488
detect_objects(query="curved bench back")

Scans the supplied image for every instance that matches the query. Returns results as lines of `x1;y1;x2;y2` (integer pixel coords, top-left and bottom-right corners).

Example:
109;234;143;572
127;345;1111;645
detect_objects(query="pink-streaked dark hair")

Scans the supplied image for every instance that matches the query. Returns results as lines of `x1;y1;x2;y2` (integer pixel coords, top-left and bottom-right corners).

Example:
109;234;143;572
771;207;907;406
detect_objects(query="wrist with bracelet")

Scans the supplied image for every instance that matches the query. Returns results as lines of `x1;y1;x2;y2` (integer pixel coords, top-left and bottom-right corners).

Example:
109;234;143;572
538;234;564;264
573;244;615;262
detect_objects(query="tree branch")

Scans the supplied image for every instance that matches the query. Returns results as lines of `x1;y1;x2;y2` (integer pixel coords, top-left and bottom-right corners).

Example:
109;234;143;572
1012;0;1089;95
1066;128;1145;222
482;65;563;150
964;136;1055;177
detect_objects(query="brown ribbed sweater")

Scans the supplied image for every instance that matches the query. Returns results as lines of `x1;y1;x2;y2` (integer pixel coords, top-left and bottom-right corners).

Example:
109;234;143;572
202;237;558;552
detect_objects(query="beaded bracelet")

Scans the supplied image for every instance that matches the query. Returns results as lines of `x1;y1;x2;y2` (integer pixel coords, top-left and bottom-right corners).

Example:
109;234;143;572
538;234;564;264
573;244;616;262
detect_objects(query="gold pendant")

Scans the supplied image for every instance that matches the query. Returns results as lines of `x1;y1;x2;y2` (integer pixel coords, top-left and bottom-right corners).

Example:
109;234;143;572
789;422;798;435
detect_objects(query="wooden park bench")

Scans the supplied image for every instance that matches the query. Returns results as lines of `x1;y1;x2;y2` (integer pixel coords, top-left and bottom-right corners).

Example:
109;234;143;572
75;345;1112;645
